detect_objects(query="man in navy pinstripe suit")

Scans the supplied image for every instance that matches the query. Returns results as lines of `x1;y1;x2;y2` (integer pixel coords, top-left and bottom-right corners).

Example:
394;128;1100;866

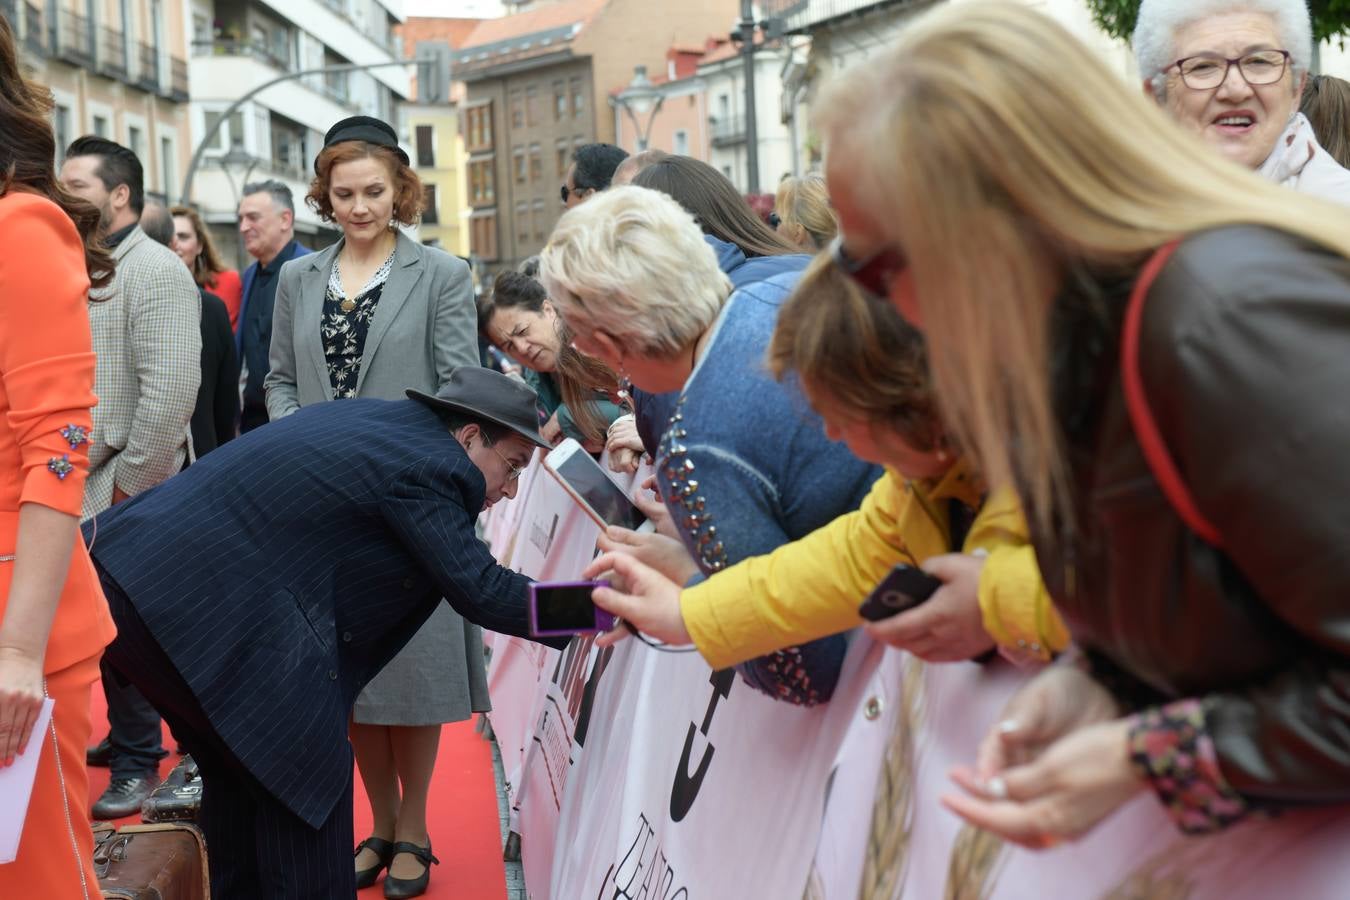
86;367;562;899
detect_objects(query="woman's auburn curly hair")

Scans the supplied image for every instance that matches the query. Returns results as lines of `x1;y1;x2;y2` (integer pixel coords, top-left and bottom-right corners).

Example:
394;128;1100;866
305;141;424;226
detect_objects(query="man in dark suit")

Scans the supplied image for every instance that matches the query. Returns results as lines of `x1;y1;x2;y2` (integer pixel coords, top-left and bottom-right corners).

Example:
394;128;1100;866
236;180;312;433
87;367;560;899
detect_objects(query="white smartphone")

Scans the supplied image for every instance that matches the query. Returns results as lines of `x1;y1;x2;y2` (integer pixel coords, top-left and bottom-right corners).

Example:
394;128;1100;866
543;438;647;531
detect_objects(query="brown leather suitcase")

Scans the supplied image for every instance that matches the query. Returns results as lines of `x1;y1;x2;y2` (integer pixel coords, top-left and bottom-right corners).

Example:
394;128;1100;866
92;821;210;900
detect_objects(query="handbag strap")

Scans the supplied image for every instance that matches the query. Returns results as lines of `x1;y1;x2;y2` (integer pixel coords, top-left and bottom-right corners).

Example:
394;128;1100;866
1120;241;1223;547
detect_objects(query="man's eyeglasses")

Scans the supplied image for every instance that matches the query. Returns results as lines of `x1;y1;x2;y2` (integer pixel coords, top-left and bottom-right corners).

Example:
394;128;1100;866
490;444;526;482
828;233;906;299
1169;49;1290;91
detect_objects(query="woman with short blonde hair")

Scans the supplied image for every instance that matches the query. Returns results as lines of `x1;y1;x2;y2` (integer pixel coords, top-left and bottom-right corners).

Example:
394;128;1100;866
542;186;729;365
540;185;880;707
817;0;1350;850
773;173;838;251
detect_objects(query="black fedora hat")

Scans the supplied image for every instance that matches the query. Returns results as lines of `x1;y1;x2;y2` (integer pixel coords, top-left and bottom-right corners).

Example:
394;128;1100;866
408;367;550;449
318;115;410;172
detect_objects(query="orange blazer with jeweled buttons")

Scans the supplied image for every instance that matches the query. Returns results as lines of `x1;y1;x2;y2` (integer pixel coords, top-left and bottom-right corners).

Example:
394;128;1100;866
0;190;116;673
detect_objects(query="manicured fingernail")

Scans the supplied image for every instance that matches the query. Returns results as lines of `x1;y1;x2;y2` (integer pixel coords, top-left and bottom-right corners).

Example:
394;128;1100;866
984;775;1008;800
997;719;1019;734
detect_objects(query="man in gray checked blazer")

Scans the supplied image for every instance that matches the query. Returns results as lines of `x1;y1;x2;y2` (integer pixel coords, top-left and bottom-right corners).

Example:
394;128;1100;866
61;136;201;818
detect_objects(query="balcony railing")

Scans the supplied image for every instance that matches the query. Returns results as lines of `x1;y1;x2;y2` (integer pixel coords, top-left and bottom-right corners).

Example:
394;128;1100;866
136;41;158;90
168;56;188;101
98;26;127;78
759;0;915;33
23;1;43;54
191;39;293;73
53;10;94;66
709;115;747;146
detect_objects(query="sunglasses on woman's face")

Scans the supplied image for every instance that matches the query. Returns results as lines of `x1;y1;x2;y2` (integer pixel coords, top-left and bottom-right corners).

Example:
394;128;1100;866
828;233;907;299
560;184;593;205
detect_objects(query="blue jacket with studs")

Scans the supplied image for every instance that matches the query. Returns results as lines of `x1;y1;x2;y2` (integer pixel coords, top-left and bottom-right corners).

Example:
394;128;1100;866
655;270;882;705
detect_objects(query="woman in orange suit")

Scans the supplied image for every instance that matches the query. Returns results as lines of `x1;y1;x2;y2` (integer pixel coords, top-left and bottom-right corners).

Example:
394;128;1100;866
0;17;118;898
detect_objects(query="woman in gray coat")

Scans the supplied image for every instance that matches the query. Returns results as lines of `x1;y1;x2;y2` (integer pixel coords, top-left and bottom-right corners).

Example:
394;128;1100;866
265;116;481;899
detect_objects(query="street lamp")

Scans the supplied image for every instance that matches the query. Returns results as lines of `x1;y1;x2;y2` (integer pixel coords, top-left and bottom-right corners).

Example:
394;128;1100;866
217;137;259;269
614;65;665;152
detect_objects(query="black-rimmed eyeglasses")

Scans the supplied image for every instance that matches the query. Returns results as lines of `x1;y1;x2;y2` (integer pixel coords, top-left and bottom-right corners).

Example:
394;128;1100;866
828;233;906;299
1169;49;1290;91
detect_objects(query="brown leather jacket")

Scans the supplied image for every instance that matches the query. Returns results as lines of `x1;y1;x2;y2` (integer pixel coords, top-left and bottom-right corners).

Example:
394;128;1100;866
1031;225;1350;809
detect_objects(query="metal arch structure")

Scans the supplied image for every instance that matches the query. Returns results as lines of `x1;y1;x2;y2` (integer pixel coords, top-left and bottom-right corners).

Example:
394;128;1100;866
179;58;432;206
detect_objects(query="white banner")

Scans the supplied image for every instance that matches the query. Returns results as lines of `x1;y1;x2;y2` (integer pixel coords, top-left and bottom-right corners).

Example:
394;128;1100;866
481;458;1350;900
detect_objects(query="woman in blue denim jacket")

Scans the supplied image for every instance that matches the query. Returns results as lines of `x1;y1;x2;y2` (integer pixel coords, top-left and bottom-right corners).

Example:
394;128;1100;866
625;155;811;454
539;185;881;705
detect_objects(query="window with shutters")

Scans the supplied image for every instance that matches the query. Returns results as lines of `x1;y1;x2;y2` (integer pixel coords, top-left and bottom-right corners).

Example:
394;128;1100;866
532;199;546;240
570;77;585;118
525;84;538;127
415;125;435;167
422;184;439;224
528;143;542;182
470;212;497;261
464;104;493;152
469;160;495;206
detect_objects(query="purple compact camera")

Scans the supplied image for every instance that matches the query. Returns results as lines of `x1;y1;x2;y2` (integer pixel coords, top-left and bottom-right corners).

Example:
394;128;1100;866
528;581;617;637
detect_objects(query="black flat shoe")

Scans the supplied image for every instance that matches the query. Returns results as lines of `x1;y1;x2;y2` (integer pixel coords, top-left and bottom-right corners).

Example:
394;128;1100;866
354;836;395;889
383;841;439;899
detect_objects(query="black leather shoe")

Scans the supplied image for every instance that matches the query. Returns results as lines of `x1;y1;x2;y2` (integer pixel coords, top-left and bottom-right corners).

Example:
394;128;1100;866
91;774;161;820
355;836;395;889
86;738;113;768
383;841;439;899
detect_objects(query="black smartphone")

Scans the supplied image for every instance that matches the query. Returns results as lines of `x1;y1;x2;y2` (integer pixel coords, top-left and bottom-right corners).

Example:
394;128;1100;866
528;581;617;637
857;564;943;622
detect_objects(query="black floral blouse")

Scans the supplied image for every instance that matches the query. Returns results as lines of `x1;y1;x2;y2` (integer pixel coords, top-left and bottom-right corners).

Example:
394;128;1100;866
321;249;396;398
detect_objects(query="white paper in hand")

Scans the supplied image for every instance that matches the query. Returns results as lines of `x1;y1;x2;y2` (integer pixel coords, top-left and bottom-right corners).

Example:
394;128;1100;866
0;698;55;864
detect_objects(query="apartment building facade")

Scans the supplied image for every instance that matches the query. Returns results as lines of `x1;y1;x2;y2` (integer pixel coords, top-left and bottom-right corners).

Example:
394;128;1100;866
5;0;191;204
185;0;410;265
455;0;737;273
398;16;482;258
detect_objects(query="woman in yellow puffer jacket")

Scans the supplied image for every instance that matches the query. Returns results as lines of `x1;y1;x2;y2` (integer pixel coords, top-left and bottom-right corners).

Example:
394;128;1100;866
585;253;1067;668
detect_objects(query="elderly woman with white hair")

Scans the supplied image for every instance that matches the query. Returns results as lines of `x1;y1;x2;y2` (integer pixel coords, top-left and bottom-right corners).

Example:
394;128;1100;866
538;185;881;706
1134;0;1350;202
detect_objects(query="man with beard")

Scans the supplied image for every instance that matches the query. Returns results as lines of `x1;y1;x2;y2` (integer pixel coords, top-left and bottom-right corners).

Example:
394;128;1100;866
59;135;201;818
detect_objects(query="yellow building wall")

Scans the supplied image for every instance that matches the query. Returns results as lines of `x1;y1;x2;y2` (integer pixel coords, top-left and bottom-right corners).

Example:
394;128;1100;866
409;106;470;258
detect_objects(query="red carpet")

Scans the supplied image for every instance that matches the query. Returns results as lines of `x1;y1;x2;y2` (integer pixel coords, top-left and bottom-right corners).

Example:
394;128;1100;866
88;693;507;899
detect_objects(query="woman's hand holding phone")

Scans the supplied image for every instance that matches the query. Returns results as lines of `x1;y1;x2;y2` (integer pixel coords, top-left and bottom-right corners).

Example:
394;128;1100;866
583;552;693;650
865;554;996;662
